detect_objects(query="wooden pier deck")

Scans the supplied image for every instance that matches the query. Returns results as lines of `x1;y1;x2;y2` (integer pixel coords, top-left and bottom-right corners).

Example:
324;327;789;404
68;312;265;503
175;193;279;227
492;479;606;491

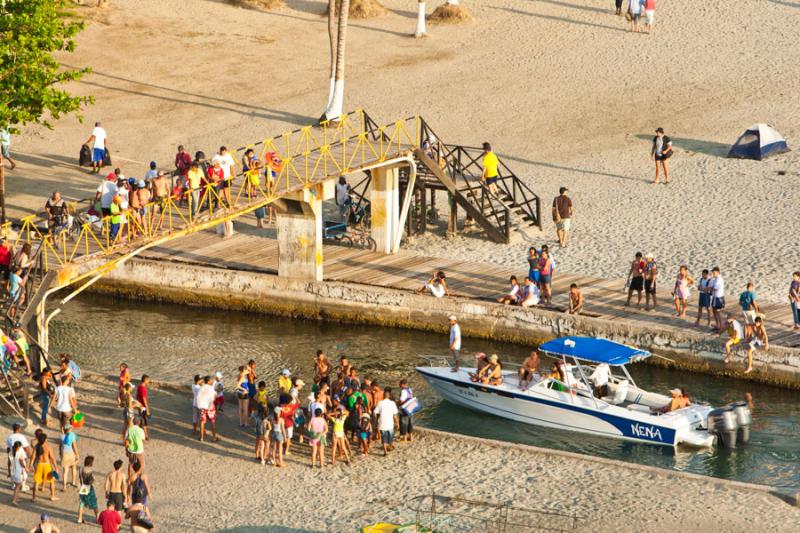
139;220;800;350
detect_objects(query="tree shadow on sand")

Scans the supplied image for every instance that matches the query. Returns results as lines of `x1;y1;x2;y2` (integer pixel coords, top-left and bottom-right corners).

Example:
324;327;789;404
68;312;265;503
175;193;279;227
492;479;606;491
634;134;731;157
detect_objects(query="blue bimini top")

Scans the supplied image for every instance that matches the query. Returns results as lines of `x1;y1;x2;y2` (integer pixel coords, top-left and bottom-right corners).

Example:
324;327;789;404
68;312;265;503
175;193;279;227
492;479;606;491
538;337;651;366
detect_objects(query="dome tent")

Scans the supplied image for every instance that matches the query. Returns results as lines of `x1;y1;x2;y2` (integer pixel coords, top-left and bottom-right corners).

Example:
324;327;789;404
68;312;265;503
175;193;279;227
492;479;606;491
727;124;789;160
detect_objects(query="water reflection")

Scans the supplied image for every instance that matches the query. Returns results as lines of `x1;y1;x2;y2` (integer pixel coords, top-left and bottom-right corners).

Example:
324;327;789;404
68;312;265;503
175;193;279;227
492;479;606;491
51;294;800;487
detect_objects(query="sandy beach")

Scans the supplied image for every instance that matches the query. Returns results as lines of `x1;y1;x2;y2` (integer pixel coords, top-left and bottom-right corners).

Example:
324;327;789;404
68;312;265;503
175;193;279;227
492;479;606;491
2;373;798;532
3;2;800;529
5;0;799;305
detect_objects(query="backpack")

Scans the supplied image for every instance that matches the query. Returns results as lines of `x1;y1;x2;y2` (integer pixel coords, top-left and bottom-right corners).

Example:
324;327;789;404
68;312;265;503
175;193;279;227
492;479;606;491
131;475;148;502
68;360;82;381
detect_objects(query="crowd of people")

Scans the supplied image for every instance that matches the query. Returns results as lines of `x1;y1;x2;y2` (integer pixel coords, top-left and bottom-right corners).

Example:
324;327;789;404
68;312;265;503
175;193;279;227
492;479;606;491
5;353;151;532
218;351;418;469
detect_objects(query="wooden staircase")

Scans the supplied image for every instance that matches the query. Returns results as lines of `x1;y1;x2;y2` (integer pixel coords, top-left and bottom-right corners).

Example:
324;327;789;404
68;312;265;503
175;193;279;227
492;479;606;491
362;112;542;244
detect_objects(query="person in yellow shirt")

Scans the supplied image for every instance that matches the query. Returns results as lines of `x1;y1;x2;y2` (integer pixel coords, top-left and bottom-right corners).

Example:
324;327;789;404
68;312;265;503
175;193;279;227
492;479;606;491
186;161;204;218
278;369;292;396
481;142;499;195
255;381;269;409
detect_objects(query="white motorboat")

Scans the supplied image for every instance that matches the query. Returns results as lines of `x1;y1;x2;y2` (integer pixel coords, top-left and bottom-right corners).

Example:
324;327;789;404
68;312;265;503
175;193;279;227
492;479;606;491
417;336;752;448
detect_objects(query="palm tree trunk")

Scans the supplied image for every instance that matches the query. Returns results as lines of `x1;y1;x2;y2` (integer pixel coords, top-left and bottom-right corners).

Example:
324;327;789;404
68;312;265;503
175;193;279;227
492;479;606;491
415;0;427;37
324;0;338;115
325;0;349;122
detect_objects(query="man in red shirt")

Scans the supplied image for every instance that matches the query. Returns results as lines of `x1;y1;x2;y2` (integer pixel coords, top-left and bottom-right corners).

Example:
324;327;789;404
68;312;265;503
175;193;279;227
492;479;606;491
136;375;151;441
97;500;122;533
175;145;192;181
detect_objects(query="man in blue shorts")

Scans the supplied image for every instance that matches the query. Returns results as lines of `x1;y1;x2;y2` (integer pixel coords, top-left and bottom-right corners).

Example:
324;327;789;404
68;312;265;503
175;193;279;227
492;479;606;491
83;122;108;174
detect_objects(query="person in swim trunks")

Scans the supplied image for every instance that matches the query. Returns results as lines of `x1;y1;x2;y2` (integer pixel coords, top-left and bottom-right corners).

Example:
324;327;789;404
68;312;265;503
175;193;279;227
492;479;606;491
104;459;127;511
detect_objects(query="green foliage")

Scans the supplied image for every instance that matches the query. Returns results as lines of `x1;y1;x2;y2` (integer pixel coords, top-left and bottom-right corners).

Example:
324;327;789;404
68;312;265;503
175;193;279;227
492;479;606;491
0;0;93;133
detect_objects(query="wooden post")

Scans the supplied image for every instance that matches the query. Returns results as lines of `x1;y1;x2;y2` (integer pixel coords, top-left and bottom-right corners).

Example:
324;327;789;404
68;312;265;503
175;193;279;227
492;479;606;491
447;191;457;238
420;181;427;234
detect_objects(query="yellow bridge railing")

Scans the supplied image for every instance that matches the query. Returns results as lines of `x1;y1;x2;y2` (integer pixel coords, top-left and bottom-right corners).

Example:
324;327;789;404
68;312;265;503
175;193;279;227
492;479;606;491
6;111;423;279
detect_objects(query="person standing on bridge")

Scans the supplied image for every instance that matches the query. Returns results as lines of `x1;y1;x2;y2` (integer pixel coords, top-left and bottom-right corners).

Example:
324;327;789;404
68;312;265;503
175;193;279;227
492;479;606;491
186;161;203;219
552;187;573;248
174;145;192;191
480;143;499;195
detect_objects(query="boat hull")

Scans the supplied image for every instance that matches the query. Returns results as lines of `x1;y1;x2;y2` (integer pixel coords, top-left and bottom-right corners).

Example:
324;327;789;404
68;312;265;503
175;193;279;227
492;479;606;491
417;367;691;447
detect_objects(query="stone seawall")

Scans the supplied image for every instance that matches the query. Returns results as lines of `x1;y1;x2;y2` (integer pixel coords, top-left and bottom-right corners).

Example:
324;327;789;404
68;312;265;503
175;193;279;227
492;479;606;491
88;258;800;388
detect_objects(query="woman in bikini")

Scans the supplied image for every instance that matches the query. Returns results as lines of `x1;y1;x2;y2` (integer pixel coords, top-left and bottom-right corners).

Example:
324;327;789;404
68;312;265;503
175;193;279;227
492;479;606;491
673;265;695;318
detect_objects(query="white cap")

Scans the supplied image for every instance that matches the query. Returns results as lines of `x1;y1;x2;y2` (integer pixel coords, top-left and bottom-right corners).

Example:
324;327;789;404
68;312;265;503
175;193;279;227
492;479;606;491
215;371;223;379
670;388;681;395
448;315;457;321
281;369;291;376
645;252;654;259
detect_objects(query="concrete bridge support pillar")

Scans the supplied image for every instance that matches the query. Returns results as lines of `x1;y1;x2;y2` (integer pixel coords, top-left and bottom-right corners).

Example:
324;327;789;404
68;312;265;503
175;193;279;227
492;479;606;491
276;192;323;282
370;167;400;254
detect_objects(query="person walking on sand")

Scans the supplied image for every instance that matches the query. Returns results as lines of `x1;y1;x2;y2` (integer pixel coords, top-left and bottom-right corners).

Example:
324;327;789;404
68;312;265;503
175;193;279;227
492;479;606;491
135;375;151;441
104;459;127;512
552;187;573;248
59;424;80;491
330;406;352;466
53;375;77;431
643;0;656;33
83;122;108;174
615;0;623;16
1;128;17;170
709;267;726;333
481;142;500;195
745;316;768;374
125;417;146;471
10;440;30;506
790;271;800;330
31;433;59;503
628;0;642;32
97;500;123;533
77;455;99;524
644;253;658;310
448;315;462;372
650;128;673;184
626;252;646;307
672;265;694;318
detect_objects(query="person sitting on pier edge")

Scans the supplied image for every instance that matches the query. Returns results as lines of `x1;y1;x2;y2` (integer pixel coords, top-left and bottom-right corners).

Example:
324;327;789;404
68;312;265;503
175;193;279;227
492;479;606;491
469;353;489;382
497;275;521;305
519;276;540;307
517;351;541;390
416;270;450;298
658;388;691;413
477;354;503;386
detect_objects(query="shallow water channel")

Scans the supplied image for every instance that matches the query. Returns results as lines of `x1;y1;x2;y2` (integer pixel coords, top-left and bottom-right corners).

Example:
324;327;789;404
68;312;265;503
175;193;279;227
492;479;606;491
52;294;800;488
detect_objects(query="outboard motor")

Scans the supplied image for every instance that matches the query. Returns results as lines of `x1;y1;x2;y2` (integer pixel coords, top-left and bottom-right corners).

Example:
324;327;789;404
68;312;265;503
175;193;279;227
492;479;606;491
730;401;752;444
707;406;739;449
